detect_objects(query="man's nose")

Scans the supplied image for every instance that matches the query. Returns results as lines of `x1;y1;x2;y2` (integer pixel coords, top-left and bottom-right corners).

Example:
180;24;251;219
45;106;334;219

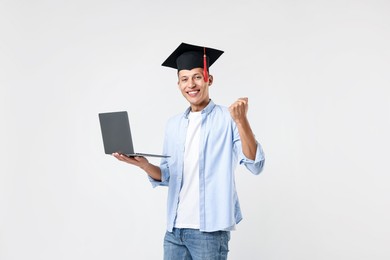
188;79;196;88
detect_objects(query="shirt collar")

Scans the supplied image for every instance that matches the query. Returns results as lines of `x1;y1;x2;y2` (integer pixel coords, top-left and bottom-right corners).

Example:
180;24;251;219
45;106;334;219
183;99;215;119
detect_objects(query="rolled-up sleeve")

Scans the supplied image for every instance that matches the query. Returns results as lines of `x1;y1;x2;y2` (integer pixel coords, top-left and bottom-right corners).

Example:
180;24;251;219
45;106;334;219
239;140;265;175
148;160;169;187
148;120;173;188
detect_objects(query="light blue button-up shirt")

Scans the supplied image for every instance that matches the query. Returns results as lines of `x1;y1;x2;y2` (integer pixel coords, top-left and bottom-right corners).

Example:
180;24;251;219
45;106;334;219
149;100;265;232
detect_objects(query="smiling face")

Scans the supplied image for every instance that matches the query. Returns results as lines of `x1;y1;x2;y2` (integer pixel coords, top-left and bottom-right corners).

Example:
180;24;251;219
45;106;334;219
178;67;213;112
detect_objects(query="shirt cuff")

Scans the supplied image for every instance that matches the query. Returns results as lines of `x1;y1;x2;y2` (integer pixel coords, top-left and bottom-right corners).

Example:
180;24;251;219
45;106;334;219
239;141;265;175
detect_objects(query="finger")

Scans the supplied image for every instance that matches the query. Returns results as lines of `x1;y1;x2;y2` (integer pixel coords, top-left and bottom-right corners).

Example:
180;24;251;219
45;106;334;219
112;153;122;160
231;97;248;107
121;154;139;162
230;101;247;111
113;153;132;162
236;97;248;106
117;154;129;162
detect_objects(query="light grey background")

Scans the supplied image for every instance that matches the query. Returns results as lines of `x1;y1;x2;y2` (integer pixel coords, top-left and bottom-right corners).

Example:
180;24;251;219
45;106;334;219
1;0;389;259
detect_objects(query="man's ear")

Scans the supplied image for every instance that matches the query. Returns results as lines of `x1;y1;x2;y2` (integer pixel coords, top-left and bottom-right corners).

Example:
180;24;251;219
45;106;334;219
208;75;213;86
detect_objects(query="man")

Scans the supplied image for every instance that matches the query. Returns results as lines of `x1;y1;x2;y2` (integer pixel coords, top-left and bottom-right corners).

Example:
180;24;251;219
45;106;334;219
113;42;265;260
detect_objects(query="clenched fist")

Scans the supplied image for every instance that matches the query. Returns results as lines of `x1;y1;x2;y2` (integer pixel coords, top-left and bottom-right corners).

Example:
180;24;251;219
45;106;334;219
229;97;249;124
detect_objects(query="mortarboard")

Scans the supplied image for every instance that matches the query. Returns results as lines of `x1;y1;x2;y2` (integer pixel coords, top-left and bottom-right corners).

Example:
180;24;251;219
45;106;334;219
161;42;224;82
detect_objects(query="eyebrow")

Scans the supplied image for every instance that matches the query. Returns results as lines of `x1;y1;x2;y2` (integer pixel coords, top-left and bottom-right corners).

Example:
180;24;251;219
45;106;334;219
180;73;201;78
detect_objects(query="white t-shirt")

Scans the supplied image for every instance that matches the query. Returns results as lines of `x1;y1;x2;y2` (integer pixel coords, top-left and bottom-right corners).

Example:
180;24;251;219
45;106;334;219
174;111;202;229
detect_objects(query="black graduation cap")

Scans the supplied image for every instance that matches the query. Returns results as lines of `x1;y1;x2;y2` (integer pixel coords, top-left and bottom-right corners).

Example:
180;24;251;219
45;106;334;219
161;42;224;82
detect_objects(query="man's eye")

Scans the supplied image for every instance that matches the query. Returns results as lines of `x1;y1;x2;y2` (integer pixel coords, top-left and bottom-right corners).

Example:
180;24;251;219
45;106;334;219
195;75;202;80
181;78;188;82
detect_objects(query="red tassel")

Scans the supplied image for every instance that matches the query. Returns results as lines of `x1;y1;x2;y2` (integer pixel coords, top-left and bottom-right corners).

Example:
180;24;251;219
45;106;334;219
203;47;209;82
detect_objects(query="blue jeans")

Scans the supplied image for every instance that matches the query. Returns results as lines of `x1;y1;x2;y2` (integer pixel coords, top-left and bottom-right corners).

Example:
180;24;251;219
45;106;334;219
163;228;230;260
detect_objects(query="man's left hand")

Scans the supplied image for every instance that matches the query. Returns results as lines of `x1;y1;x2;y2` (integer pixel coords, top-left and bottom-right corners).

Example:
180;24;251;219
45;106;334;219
229;97;249;124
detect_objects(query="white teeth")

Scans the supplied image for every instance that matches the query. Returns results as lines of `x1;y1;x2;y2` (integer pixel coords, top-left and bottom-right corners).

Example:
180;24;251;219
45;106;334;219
188;91;198;95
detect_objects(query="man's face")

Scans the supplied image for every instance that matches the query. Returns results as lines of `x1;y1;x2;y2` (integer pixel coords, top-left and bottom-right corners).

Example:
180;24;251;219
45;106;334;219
178;67;213;112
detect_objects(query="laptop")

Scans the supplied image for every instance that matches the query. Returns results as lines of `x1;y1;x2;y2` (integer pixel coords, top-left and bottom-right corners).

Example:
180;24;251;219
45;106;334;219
98;111;169;158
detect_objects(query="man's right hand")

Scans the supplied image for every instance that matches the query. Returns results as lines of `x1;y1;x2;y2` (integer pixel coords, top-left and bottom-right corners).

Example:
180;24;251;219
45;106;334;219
112;153;162;181
112;153;149;169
